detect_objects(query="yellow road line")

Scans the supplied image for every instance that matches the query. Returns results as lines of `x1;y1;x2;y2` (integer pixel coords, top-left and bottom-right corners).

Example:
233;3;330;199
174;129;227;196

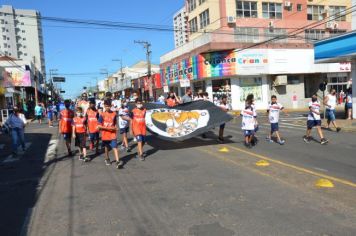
224;144;356;188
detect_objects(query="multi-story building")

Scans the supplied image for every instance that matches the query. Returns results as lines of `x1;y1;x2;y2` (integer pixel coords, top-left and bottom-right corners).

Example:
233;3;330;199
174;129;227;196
0;5;45;74
161;0;353;109
173;7;189;48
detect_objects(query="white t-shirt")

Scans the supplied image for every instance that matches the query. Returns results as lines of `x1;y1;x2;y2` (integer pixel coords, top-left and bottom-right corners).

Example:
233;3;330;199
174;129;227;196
347;94;352;104
308;100;321;121
326;94;336;110
268;102;284;123
118;106;130;129
111;99;121;112
241;106;257;130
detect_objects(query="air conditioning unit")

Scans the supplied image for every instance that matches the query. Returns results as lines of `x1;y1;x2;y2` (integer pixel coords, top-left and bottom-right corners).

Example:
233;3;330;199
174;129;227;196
274;75;287;86
326;21;338;29
227;16;236;24
268;21;274;30
284;1;291;7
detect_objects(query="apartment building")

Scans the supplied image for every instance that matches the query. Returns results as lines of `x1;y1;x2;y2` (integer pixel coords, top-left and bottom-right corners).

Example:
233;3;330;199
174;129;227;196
0;5;45;74
161;0;353;109
173;7;189;48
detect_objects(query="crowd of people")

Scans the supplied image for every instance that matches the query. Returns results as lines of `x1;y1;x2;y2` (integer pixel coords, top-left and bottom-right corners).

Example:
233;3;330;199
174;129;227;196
2;86;352;163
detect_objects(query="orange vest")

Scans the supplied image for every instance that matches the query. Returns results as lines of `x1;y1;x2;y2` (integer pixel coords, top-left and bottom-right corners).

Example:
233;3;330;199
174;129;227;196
73;116;87;133
166;98;176;107
100;111;117;141
132;108;146;136
87;109;99;133
60;109;74;133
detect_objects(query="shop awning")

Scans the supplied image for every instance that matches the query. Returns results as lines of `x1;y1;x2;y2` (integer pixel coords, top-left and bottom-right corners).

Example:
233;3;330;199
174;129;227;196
314;30;356;63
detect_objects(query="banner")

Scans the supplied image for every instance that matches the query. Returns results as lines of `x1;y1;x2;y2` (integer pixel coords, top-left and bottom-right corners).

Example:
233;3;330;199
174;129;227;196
129;100;233;141
2;69;31;87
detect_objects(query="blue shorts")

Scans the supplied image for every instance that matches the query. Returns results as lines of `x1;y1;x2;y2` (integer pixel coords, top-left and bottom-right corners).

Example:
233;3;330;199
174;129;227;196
62;133;72;140
102;140;118;149
220;123;225;129
346;103;352;109
271;123;279;132
243;130;255;137
47;112;53;120
307;120;322;129
120;127;129;134
89;132;99;141
136;135;146;142
326;109;336;121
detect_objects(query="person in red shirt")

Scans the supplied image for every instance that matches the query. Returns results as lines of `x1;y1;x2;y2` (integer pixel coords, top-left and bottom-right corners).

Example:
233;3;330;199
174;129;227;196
72;107;89;162
86;99;100;154
59;100;74;156
97;100;123;169
130;98;147;161
166;92;180;107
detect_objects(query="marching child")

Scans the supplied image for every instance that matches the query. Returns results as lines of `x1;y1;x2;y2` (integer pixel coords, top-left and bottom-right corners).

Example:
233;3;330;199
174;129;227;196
131;98;147;161
267;95;286;145
304;94;328;145
97;100;123;168
241;94;257;148
118;99;131;152
59;100;74;156
72;107;89;162
86;99;100;154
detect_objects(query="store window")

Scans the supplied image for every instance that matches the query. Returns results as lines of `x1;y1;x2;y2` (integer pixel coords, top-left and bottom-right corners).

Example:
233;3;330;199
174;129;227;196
240;77;263;102
212;79;231;104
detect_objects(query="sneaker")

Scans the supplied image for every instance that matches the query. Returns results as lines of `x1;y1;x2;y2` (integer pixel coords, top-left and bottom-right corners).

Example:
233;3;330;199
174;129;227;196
84;157;90;162
336;127;341;132
303;136;311;143
79;155;84;161
266;137;274;143
116;160;124;169
140;156;145;161
133;137;137;142
320;138;329;145
105;159;111;166
126;147;131;153
68;150;73;156
119;145;126;151
277;140;285;145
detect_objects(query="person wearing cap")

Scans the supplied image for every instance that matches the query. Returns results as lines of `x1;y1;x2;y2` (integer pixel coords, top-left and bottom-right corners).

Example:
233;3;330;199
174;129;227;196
5;106;27;156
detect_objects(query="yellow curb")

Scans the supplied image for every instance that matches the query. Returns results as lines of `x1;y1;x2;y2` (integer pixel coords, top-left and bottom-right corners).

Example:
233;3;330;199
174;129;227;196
219;147;230;153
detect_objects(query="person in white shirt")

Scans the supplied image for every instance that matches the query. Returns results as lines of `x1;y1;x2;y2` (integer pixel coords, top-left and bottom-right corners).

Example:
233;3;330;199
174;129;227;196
5;106;27;156
323;89;341;132
217;95;230;142
118;99;131;151
266;95;287;145
304;94;328;145
241;94;257;148
346;88;353;120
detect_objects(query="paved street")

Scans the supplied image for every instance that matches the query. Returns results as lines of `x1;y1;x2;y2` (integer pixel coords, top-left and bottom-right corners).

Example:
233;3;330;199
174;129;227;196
1;115;356;236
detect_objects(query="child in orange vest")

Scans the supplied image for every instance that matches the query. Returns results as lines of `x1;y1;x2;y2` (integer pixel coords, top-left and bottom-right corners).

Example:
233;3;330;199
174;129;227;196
97;100;123;169
59;100;74;156
72;107;89;162
131;98;147;161
86;100;100;154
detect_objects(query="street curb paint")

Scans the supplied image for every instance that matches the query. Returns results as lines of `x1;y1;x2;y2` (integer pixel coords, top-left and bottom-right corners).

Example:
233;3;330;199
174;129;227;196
315;179;334;188
256;160;270;167
219;147;229;153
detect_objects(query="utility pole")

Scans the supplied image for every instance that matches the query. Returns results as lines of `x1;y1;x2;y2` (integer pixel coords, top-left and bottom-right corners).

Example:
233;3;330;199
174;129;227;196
134;40;152;100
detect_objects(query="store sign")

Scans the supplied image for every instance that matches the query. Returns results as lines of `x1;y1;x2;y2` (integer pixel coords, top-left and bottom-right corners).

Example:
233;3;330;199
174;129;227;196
2;68;31;87
179;79;190;87
163;85;169;93
161;49;269;84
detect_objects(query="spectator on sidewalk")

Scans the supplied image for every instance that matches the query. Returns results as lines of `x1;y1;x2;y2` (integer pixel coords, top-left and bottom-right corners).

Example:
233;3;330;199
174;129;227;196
5;105;27;156
181;88;193;104
346;88;353;120
323;88;341;132
34;103;44;124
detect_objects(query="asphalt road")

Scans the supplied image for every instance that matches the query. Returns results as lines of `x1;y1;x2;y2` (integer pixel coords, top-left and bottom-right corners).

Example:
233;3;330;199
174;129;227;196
1;114;356;236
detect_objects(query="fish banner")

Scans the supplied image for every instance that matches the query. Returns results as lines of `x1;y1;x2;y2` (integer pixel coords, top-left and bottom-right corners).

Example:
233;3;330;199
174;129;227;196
129;101;233;141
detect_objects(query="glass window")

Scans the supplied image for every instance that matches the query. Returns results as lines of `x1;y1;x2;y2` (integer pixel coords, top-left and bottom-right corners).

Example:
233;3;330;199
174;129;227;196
264;28;287;43
307;5;324;20
188;0;197;12
329;29;347;37
199;9;210;29
199;0;206;5
236;1;258;18
305;29;325;42
297;4;302;11
235;27;260;43
262;2;282;19
189;17;198;34
329;6;346;21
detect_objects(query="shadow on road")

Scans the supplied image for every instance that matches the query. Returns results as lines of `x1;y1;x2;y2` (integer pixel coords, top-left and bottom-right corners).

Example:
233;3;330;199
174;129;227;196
0;132;52;236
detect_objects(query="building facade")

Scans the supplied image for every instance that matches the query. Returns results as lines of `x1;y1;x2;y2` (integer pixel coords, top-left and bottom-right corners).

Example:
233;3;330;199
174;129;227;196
0;5;45;74
173;7;189;48
161;0;352;109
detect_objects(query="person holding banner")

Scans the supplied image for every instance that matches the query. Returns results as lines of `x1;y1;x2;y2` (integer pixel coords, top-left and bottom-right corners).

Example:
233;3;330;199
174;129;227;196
218;95;230;143
166;92;180;107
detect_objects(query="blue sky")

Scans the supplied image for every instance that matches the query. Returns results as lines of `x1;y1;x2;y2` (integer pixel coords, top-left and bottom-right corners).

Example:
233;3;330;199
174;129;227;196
2;0;184;98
